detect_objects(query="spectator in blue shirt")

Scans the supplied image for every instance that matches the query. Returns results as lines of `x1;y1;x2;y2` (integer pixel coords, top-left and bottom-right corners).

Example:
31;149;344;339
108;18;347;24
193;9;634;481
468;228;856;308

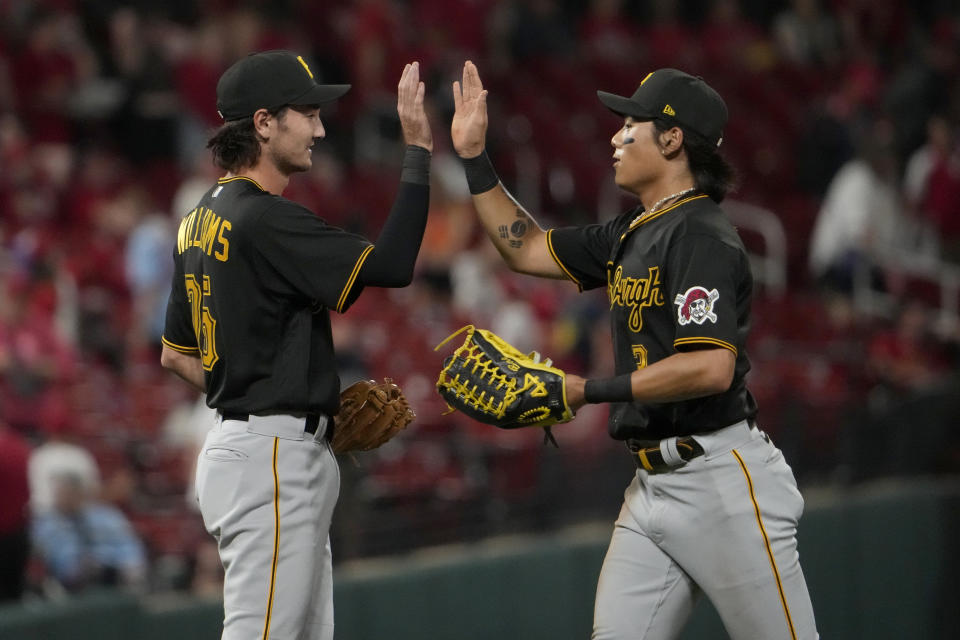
31;471;147;593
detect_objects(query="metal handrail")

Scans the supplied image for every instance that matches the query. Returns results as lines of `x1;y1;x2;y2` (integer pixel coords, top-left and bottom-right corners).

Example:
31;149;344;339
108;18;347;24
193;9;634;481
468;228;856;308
722;199;788;298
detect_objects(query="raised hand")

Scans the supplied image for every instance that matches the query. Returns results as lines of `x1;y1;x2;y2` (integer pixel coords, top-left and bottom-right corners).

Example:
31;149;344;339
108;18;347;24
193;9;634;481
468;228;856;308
397;61;432;152
451;60;488;159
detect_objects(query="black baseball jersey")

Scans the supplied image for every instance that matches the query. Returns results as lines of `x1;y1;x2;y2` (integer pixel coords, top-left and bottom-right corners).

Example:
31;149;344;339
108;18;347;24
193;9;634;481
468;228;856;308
161;176;373;416
548;193;757;439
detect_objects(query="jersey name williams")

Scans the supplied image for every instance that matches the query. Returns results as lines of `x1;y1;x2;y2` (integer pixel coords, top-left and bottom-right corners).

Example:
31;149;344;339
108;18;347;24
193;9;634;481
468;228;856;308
607;264;664;332
176;206;231;261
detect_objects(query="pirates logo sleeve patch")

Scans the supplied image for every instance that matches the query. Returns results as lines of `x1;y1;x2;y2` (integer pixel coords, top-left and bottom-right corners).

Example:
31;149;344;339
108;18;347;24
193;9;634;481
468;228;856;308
674;286;720;326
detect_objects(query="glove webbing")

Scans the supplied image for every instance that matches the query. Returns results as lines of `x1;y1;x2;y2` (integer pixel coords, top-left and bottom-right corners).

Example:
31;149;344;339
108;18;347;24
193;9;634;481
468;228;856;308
437;339;548;419
435;325;562;447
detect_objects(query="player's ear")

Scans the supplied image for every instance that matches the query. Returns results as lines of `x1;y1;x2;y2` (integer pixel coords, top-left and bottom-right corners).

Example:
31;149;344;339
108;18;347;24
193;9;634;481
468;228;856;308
660;126;683;154
252;108;274;140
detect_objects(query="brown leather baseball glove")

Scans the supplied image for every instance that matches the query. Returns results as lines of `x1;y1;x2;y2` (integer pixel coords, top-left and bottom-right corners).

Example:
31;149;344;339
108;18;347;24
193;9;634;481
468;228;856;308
330;378;415;454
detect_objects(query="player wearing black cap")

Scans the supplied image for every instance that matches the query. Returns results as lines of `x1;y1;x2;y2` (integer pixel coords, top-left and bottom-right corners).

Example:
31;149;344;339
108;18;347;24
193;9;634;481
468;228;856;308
160;51;433;640
451;62;818;639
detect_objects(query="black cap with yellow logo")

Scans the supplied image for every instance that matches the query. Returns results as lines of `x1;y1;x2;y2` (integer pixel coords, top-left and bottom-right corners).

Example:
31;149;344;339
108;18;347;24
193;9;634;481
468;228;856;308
597;69;728;147
216;50;351;121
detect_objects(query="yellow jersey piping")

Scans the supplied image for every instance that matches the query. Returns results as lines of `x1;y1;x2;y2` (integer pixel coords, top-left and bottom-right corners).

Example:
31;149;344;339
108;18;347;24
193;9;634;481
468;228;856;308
336;244;374;313
262;438;281;639
673;337;738;355
546;229;583;290
732;449;798;640
218;175;265;191
620;194;709;241
161;336;200;355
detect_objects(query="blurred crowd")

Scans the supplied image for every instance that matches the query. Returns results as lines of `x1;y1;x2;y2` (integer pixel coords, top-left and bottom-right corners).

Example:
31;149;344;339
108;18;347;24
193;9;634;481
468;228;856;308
2;0;960;604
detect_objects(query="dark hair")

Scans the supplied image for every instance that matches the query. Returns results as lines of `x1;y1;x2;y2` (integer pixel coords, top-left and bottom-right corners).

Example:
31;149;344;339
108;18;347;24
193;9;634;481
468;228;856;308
652;119;736;203
207;106;287;172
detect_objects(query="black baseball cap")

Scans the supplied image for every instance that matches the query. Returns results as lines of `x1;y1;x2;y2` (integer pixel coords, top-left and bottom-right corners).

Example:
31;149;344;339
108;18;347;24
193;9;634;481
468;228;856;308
216;50;351;121
597;69;728;147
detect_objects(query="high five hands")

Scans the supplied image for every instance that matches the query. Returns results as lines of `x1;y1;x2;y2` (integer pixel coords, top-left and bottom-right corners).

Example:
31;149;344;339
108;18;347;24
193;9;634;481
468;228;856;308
396;60;489;157
397;61;433;152
451;61;488;159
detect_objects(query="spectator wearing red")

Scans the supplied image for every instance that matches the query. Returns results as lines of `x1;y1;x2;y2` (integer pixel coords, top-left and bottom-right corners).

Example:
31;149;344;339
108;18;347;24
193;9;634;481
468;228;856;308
349;0;404;101
0;420;31;602
833;0;911;64
578;0;642;89
865;298;951;394
638;0;700;72
411;0;492;61
699;0;772;75
9;8;89;144
0;272;77;437
921;133;960;262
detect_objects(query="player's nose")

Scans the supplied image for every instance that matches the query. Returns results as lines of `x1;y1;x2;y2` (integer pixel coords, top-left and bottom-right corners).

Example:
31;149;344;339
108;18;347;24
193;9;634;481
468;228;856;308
315;119;326;139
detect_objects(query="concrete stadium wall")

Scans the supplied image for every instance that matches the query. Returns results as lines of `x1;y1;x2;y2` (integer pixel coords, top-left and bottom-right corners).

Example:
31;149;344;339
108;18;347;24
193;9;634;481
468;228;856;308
1;478;957;639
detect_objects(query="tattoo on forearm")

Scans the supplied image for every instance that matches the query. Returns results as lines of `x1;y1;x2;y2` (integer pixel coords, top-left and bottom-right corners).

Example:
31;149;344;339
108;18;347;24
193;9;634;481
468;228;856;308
498;223;524;248
498;208;529;249
499;210;530;249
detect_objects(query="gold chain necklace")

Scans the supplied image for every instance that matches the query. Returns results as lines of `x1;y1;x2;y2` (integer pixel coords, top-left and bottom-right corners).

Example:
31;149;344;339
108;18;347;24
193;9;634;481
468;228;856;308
632;187;697;225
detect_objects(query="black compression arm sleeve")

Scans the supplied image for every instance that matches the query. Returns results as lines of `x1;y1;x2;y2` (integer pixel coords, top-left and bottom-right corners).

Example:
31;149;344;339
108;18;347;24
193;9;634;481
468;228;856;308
357;146;431;287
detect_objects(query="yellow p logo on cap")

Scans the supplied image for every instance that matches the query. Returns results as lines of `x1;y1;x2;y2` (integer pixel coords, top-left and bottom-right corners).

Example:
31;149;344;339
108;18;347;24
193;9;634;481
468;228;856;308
297;55;314;79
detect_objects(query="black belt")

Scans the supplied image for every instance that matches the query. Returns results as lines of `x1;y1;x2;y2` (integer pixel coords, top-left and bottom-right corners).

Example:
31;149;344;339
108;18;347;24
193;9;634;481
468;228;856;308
220;411;322;435
626;435;705;473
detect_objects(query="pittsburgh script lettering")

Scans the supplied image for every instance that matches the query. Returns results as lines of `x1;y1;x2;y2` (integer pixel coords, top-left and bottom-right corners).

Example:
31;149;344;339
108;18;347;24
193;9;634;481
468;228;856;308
607;265;665;332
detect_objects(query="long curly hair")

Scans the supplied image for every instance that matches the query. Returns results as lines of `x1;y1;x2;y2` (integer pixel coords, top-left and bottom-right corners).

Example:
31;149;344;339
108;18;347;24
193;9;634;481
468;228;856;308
207;107;286;172
652;119;737;203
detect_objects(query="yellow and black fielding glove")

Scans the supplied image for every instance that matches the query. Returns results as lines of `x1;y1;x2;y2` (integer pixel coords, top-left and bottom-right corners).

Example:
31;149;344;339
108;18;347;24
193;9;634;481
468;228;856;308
331;378;414;454
434;325;574;444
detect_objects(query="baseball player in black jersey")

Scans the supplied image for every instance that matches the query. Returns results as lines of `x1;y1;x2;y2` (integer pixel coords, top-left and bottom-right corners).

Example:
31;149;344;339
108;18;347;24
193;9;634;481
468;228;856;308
451;62;818;639
160;51;433;640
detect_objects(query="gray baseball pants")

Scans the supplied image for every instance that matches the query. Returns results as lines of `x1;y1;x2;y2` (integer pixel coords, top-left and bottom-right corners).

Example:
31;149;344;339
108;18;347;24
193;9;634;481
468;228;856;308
196;412;340;640
593;420;819;640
